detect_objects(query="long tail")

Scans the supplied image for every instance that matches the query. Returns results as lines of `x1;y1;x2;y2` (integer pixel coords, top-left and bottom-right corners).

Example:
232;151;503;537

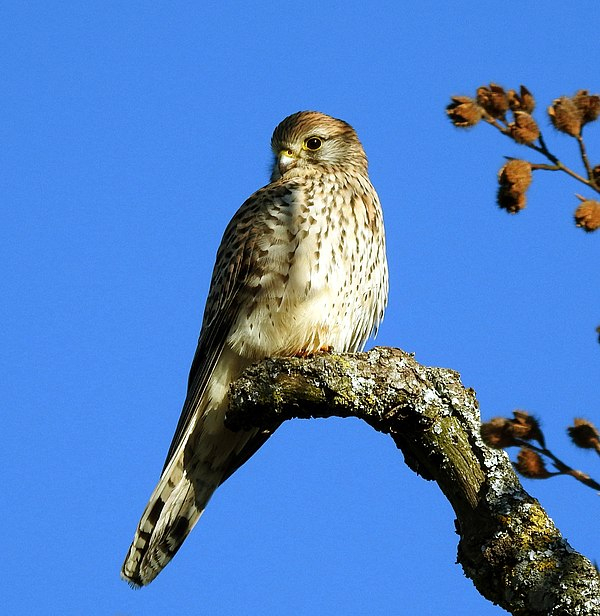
121;443;223;587
121;400;263;588
122;345;265;586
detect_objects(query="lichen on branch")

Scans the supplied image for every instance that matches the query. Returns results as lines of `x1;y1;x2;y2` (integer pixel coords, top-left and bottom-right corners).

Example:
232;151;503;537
226;347;600;615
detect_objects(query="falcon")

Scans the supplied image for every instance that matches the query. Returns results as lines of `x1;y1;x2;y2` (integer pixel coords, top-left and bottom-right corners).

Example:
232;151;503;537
121;111;388;586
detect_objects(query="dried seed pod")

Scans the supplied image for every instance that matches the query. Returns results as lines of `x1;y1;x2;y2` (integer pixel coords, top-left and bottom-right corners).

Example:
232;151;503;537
446;96;483;127
592;165;600;185
507;85;535;114
519;85;535;113
497;160;531;213
515;448;553;479
499;159;532;193
481;417;518;449
497;187;526;214
509;111;540;144
568;418;600;452
507;90;519;110
512;410;545;447
548;96;582;137
573;90;600;125
574;199;600;232
477;83;509;118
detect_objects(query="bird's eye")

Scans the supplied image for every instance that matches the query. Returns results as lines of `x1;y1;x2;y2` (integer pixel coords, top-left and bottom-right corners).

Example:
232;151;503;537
304;137;322;151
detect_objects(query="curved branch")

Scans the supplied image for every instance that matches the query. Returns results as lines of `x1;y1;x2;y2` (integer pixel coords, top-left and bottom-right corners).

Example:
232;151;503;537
226;347;600;615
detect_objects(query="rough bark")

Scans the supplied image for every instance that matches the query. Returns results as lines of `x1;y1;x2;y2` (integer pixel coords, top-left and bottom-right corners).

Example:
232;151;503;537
226;347;600;615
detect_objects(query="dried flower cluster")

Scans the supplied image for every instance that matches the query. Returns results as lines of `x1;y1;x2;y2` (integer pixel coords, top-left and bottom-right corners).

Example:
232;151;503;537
515;448;554;479
481;410;544;449
548;91;600;137
568;418;600;453
446;96;482;127
497;159;532;213
447;83;600;231
477;84;511;119
481;411;600;490
507;86;535;114
574;198;600;232
510;111;540;145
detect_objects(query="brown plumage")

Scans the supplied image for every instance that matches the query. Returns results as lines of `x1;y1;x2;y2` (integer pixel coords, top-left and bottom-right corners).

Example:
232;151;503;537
121;111;388;586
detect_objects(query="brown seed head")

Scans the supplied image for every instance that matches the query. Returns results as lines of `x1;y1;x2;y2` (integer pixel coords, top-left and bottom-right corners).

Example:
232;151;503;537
499;159;532;193
481;417;518;449
573;90;600;125
507;85;536;114
574;199;600;232
519;85;535;113
497;187;527;214
446;96;483;127
497;160;532;214
512;410;545;447
548;96;582;137
477;83;509;119
509;112;540;144
568;418;600;452
592;165;600;186
515;448;553;479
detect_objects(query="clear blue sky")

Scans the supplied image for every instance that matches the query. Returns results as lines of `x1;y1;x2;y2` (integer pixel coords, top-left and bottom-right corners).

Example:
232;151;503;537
2;2;599;614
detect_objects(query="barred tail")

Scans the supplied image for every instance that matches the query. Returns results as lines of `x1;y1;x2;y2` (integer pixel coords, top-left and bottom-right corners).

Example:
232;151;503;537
121;450;223;587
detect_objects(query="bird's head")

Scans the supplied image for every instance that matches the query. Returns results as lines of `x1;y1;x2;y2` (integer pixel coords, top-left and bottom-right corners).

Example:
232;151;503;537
270;111;368;181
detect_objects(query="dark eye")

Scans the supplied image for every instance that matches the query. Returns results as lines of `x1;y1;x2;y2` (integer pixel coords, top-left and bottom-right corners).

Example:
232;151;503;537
304;137;322;151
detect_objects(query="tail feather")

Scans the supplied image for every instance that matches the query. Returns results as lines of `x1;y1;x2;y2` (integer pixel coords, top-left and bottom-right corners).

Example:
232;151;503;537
121;451;222;587
122;399;261;587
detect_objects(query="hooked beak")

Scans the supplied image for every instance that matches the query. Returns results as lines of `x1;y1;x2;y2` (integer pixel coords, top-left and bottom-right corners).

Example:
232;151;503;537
277;149;298;175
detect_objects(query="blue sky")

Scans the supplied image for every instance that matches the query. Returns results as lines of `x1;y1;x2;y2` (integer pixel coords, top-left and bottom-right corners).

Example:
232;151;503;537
2;2;599;614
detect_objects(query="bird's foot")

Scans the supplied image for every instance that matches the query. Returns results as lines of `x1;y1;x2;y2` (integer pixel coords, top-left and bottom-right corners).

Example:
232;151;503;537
294;345;334;358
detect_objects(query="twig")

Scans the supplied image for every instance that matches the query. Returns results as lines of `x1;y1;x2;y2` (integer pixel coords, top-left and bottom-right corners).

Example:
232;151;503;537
485;114;595;189
577;134;594;179
515;439;600;491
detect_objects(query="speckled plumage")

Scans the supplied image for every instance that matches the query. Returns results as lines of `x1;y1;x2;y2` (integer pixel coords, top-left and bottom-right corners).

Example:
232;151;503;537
121;111;388;586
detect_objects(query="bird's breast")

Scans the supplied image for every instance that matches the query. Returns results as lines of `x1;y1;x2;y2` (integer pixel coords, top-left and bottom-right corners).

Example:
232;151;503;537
227;174;387;359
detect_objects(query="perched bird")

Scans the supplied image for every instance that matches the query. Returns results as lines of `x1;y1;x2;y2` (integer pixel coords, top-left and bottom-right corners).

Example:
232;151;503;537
121;111;388;586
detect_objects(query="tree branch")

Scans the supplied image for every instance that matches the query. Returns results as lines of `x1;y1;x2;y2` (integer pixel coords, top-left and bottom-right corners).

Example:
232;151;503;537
226;347;600;615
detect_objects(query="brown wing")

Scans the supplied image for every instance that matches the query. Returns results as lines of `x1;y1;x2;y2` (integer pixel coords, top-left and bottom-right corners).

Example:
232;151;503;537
161;181;295;471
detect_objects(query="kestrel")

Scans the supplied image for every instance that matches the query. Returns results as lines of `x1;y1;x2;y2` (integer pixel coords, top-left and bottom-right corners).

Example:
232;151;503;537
121;111;388;586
